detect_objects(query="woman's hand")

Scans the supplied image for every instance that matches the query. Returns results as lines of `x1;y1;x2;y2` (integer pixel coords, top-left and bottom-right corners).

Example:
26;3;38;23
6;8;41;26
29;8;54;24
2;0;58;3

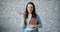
29;24;35;28
29;24;40;28
34;25;40;28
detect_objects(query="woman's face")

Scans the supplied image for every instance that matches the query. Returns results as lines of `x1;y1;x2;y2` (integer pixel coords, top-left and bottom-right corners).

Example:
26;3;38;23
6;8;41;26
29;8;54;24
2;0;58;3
27;4;33;14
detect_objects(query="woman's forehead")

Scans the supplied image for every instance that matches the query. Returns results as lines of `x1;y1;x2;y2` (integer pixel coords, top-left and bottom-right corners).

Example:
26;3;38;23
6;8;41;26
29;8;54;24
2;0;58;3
28;4;33;7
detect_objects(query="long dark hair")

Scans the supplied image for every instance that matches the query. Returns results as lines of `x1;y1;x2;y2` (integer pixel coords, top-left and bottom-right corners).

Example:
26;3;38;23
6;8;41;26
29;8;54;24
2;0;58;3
24;2;37;26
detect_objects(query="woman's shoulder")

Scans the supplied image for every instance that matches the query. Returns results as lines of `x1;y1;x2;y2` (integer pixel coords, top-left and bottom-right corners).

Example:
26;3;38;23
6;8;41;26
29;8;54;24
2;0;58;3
36;14;41;21
36;14;40;18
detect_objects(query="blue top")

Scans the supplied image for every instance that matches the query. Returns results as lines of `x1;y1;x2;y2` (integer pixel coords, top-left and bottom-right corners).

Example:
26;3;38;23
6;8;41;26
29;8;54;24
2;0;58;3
21;14;42;32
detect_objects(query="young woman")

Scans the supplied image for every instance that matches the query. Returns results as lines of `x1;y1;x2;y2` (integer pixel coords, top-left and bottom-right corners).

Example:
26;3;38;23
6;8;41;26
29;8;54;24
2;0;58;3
21;2;42;32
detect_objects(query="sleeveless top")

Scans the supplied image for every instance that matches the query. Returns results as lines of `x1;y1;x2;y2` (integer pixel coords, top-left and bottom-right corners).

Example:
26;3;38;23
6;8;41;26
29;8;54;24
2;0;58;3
25;13;34;30
26;13;32;26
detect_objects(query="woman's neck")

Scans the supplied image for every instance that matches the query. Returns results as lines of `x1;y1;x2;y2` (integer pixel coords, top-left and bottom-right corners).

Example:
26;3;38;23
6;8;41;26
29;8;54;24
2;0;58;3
28;12;32;14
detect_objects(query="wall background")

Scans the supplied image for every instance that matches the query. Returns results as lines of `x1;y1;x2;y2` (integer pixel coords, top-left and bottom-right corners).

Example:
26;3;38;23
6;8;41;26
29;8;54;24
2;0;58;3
0;0;60;32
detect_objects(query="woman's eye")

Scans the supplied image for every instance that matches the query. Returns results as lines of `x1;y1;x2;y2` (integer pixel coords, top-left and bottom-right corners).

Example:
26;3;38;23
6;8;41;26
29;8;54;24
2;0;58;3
28;6;33;8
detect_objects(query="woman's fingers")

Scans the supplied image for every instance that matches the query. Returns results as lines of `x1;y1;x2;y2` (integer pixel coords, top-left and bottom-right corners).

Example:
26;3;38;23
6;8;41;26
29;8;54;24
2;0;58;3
34;25;40;28
29;25;35;28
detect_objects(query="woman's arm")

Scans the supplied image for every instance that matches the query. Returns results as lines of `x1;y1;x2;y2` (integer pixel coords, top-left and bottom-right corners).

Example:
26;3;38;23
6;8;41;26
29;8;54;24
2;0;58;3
20;14;26;29
34;25;40;28
34;15;42;28
29;24;40;28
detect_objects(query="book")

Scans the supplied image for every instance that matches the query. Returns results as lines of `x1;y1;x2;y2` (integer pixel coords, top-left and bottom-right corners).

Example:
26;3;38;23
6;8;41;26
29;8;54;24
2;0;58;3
29;18;37;25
